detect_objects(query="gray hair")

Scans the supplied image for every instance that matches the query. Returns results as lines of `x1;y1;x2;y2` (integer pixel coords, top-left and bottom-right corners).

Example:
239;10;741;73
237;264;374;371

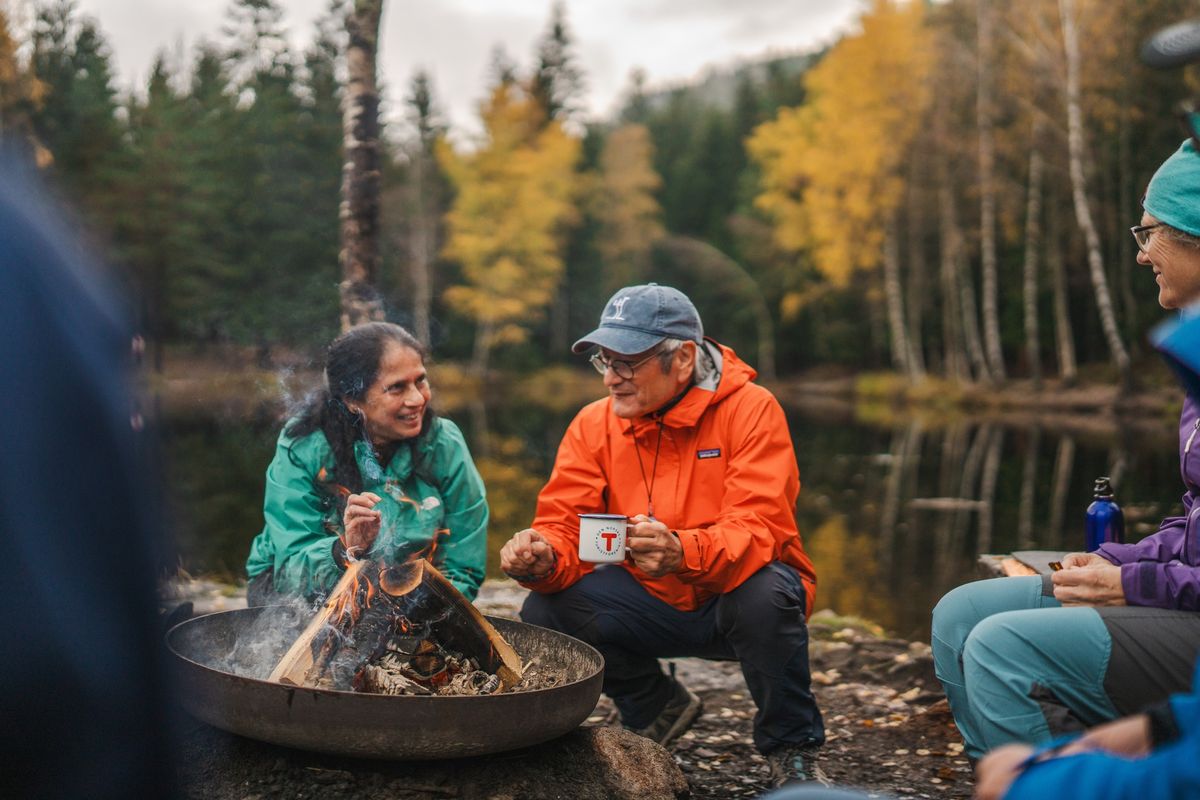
1163;223;1200;248
658;337;714;382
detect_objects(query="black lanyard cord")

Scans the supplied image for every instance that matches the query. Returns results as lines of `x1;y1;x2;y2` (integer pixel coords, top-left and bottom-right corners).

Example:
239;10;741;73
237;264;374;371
631;420;665;519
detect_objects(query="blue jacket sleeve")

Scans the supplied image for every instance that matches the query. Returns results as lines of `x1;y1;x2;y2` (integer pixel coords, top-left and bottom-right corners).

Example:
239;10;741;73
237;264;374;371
1006;663;1200;799
1005;736;1200;800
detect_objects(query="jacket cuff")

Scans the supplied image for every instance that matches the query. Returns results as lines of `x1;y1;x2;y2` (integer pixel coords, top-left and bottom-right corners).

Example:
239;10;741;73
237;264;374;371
675;528;705;577
331;538;349;570
1119;562;1171;608
1147;701;1181;747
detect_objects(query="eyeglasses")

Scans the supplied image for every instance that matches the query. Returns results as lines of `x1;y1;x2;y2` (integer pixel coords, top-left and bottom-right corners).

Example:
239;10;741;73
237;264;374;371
1178;99;1200;152
1131;223;1164;253
589;347;662;380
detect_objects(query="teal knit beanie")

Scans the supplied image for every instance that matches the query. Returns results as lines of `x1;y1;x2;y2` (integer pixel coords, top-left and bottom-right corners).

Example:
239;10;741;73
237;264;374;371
1144;139;1200;236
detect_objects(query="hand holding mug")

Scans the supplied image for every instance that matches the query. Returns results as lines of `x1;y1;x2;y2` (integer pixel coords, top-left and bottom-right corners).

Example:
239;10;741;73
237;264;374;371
627;514;682;577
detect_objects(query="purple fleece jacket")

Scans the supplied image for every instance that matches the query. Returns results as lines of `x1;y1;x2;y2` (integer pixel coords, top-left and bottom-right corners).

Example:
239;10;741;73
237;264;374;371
1096;394;1200;609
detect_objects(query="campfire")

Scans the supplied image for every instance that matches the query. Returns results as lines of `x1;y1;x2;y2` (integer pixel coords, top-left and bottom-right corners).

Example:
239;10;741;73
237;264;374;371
268;558;533;696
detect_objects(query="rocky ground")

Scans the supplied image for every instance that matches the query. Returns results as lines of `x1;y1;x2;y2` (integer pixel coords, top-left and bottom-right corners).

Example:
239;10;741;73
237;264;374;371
167;578;971;799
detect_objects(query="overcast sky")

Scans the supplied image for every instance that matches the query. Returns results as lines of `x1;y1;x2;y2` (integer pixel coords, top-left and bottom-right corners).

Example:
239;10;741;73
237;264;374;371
72;0;863;137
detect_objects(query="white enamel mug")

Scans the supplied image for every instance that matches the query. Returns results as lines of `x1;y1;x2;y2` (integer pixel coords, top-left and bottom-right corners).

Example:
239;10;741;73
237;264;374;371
577;513;631;563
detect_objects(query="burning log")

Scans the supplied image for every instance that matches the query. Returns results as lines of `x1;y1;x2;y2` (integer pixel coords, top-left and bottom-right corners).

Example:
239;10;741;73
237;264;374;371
268;559;522;694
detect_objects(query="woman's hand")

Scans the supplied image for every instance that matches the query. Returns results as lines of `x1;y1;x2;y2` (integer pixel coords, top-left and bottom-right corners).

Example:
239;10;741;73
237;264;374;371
974;743;1034;800
1052;562;1126;606
1058;714;1151;758
343;492;383;558
1061;551;1111;569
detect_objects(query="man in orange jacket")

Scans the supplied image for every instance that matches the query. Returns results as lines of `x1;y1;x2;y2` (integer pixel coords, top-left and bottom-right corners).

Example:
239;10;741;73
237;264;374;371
499;283;825;787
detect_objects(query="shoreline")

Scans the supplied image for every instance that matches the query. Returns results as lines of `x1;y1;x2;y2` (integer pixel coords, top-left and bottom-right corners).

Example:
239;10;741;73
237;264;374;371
151;357;1183;440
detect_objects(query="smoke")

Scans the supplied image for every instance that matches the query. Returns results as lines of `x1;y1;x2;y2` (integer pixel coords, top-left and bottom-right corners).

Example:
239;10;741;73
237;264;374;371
209;599;313;680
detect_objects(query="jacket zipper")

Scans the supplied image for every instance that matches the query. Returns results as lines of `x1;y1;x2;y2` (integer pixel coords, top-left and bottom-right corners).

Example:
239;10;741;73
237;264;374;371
1186;418;1200;565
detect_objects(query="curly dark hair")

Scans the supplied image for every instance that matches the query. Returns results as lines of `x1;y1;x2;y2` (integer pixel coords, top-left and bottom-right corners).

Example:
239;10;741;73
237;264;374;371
286;322;436;495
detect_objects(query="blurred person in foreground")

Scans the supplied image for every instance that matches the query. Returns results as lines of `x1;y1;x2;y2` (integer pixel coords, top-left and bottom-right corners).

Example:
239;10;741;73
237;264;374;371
0;153;177;795
245;322;488;605
497;283;825;787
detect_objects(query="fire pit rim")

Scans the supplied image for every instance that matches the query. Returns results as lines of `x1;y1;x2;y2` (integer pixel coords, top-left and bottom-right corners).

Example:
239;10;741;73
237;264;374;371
164;606;607;760
166;606;604;699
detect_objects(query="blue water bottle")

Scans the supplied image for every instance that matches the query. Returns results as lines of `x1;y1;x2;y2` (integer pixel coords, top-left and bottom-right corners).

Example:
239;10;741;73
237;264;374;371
1085;476;1124;552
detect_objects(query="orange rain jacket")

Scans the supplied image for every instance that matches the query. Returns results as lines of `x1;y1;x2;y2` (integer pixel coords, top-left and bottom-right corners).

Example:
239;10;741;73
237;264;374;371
520;339;817;615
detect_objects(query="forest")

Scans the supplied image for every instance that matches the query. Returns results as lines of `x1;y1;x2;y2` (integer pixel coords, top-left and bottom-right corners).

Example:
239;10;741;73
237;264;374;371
1;0;1197;388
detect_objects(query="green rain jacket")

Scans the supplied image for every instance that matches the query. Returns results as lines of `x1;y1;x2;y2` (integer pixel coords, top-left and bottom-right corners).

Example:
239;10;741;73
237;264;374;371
245;417;488;600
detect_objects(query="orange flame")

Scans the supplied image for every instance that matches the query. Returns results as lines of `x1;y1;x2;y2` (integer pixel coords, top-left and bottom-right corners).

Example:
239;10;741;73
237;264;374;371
327;567;378;627
317;467;352;498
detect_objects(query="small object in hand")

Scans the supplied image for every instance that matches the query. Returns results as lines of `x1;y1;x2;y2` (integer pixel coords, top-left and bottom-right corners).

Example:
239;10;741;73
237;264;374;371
1049;561;1064;571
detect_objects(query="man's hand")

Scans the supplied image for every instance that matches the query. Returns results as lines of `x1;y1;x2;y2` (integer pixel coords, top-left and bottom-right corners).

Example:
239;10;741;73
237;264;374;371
1061;551;1112;569
975;743;1034;800
1052;562;1126;606
626;514;682;577
343;492;382;557
1058;714;1151;758
499;528;556;580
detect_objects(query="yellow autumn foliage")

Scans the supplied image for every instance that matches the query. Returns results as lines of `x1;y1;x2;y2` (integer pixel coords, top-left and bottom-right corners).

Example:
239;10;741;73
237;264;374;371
437;81;581;348
592;123;664;291
747;0;933;285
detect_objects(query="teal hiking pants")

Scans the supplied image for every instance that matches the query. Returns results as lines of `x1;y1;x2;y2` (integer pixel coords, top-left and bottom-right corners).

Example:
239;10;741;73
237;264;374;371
931;576;1118;758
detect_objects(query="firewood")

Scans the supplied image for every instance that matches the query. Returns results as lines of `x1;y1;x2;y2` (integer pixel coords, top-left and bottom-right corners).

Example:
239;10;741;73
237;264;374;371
268;560;369;686
377;560;523;690
267;558;523;692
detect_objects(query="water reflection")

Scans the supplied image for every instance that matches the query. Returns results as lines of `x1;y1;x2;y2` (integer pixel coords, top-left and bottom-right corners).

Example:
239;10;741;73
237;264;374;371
789;403;1180;639
162;392;1184;642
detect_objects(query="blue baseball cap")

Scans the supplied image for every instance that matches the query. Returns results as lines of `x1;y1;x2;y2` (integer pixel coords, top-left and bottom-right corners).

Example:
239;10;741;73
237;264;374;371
571;283;704;355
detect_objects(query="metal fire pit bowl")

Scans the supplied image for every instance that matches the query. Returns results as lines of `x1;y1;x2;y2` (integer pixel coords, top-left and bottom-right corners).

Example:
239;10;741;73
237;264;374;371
166;606;604;760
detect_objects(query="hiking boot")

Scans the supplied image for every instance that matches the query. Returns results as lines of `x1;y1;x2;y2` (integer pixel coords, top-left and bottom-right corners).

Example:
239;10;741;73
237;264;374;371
628;678;704;747
767;743;830;788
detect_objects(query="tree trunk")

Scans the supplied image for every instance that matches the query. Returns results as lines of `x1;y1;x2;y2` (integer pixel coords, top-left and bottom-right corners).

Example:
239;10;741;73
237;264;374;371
1017;426;1041;549
1047;200;1078;384
408;149;434;345
1058;0;1131;390
883;212;914;380
938;178;969;382
1022;130;1044;389
977;426;1004;557
959;252;990;384
977;0;1005;382
1048;434;1076;550
905;171;927;379
1116;89;1138;349
471;319;493;377
339;0;386;332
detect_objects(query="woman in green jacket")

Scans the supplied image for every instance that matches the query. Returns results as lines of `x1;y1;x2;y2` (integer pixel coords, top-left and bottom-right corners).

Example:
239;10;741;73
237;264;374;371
245;322;488;604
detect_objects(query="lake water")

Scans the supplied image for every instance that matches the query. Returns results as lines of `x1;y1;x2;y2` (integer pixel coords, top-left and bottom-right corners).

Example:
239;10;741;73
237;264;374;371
162;388;1185;641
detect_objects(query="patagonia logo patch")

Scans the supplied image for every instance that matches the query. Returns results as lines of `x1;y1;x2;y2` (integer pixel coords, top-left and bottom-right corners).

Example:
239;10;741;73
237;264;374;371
697;448;722;459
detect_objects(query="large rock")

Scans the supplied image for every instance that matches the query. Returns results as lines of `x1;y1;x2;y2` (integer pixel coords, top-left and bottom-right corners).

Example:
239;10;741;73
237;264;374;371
455;727;689;800
179;719;689;800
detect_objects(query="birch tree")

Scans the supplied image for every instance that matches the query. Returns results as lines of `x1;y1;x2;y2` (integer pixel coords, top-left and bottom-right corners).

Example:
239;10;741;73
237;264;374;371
339;0;384;331
976;0;1005;382
1058;0;1131;389
1021;124;1044;389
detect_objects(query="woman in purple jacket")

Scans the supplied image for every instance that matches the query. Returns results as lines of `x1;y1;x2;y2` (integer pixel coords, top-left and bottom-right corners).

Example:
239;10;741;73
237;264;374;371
932;140;1200;759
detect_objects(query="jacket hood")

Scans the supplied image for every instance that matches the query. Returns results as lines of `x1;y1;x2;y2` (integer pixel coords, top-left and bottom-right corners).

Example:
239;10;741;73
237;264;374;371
632;338;756;429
